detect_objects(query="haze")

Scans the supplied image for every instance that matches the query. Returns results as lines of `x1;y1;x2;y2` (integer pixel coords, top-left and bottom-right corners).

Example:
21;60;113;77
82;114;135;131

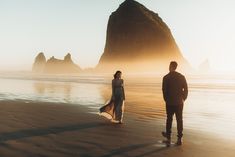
0;0;234;72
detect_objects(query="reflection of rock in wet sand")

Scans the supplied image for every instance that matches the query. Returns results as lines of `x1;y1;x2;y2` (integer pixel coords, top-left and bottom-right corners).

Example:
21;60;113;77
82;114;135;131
97;0;190;72
33;82;72;101
34;82;46;94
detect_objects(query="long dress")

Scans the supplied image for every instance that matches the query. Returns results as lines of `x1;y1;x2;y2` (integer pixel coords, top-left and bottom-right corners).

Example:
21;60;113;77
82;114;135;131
99;78;125;122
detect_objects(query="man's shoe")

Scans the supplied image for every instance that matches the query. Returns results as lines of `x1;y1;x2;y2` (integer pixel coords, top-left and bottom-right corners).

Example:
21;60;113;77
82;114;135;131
162;132;171;147
161;131;170;139
163;139;171;147
175;138;182;146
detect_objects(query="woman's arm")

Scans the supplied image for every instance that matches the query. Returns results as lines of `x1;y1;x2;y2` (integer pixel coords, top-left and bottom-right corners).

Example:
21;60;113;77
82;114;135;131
122;79;125;100
111;79;115;100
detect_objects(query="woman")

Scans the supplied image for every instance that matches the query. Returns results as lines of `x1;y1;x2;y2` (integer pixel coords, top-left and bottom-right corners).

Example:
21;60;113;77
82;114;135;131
99;71;125;124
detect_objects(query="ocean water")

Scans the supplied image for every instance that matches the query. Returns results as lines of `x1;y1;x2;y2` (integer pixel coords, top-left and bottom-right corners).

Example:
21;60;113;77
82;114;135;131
0;73;235;139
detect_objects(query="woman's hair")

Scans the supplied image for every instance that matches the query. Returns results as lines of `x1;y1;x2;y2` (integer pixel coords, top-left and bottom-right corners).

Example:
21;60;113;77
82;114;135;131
113;70;122;79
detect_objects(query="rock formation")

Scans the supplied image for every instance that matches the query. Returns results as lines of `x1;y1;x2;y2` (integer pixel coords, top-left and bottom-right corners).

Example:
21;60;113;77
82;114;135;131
97;0;190;72
199;59;210;74
32;53;81;74
32;52;46;73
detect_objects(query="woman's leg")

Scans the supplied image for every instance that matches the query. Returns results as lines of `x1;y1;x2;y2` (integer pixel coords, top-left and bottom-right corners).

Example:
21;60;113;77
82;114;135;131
115;99;124;122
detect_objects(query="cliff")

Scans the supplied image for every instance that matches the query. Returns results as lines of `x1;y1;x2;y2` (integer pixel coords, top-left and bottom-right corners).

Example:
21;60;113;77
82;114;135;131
97;0;190;72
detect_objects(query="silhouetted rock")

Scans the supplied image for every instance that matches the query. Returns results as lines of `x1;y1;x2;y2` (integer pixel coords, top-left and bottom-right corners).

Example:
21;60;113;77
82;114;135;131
64;53;72;62
32;53;81;74
199;59;210;74
32;52;46;73
44;53;81;74
97;0;190;72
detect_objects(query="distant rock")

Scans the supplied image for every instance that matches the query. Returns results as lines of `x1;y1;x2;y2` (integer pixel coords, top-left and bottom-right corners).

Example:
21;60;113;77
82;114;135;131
32;53;81;74
32;52;46;73
44;53;81;74
97;0;190;72
199;59;210;74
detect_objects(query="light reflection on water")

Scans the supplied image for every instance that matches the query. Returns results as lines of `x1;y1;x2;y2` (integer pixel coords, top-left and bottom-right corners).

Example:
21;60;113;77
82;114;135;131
0;75;235;139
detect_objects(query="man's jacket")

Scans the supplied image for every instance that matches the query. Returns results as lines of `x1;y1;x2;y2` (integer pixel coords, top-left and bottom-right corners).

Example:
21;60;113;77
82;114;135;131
162;71;188;106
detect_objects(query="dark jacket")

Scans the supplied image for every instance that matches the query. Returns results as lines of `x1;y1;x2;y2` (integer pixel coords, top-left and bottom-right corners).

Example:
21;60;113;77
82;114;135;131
162;71;188;106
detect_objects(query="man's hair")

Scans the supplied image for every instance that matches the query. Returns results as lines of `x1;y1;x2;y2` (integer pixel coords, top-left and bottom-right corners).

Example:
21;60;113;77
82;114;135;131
170;61;178;70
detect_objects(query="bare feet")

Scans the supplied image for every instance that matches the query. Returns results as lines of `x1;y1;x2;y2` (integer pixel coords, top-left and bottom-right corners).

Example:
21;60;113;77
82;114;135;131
118;121;123;124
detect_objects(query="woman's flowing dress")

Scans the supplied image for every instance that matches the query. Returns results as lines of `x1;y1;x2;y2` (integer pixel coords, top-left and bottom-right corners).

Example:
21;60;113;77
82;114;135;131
99;79;125;122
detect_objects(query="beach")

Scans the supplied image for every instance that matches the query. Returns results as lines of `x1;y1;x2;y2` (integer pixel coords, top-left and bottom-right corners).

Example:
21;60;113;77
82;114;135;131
0;74;235;156
1;0;234;156
0;100;234;157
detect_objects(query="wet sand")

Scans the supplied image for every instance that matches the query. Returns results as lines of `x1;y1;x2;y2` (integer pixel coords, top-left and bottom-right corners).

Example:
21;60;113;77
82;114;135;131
0;100;234;157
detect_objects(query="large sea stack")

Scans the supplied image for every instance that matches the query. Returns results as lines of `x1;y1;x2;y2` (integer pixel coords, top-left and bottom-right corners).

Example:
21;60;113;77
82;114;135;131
97;0;190;72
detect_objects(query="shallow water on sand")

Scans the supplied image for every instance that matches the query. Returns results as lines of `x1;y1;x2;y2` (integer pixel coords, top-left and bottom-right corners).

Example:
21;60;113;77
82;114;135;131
0;73;235;139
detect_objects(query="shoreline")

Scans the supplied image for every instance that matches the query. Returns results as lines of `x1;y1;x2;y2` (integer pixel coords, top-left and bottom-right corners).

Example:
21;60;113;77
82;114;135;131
0;100;234;156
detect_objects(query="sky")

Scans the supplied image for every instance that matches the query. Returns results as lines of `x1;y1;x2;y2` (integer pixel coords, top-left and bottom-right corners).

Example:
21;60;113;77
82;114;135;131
0;0;235;72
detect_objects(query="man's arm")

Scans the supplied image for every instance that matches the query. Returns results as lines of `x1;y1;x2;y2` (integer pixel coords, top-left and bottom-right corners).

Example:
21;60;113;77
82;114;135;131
182;76;188;100
162;76;168;102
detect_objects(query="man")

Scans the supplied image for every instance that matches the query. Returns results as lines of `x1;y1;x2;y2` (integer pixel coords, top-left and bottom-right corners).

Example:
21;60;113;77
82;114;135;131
162;61;188;146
